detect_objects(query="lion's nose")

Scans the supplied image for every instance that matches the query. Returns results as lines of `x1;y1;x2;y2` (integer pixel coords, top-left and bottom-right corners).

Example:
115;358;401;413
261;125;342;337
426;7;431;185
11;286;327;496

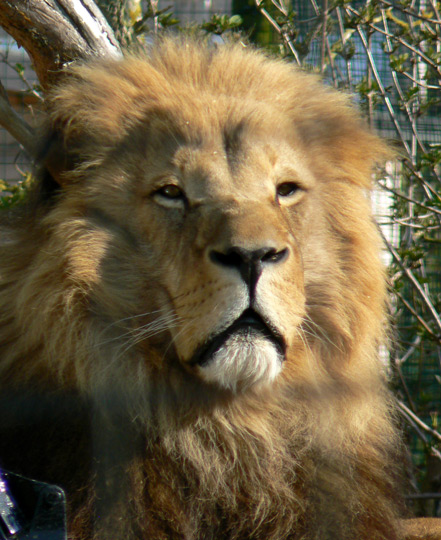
209;246;289;293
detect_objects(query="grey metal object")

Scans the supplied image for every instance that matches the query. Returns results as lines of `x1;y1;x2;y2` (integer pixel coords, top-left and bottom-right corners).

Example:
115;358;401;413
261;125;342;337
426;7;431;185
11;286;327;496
0;469;66;540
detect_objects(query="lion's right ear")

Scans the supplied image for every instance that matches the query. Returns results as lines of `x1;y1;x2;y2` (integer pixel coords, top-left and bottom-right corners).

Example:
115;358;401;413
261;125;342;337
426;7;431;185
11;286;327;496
41;58;153;186
36;129;74;187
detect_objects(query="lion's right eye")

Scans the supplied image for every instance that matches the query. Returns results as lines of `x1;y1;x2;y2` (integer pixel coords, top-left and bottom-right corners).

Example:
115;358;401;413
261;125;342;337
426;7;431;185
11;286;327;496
156;185;184;199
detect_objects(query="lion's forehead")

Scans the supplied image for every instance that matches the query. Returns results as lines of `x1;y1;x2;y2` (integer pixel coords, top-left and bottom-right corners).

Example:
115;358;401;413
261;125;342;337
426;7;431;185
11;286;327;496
133;127;316;201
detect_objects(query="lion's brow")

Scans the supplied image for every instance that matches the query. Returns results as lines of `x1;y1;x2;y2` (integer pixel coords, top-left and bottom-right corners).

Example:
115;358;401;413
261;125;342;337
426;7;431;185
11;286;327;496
222;121;246;161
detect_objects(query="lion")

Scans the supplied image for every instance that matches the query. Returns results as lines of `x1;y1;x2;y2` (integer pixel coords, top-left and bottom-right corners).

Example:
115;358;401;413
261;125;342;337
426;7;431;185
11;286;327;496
0;37;420;539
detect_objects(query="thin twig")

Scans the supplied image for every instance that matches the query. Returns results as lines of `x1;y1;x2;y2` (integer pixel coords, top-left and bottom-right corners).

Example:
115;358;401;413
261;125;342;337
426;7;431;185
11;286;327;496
381;10;428;156
254;0;301;64
394;350;418;411
402;159;441;200
270;0;288;17
400;71;441;90
395;335;422;366
378;181;441;217
380;228;441;336
399;404;429;444
405;493;441;499
308;0;337;82
347;5;441;76
427;0;441;22
398;400;441;443
336;7;352;89
320;0;328;73
0;51;42;101
394;290;438;340
378;0;441;25
346;14;412;158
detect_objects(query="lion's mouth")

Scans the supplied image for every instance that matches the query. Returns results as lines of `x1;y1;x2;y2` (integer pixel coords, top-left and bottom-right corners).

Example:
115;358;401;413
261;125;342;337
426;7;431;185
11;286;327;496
190;308;286;367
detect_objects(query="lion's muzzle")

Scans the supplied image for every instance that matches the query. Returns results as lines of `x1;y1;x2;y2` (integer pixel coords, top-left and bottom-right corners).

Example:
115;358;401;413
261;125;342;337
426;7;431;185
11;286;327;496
190;308;286;392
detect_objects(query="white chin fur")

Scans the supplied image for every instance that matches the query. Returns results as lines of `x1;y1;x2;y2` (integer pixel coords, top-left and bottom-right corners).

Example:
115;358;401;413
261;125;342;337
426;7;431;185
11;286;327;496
197;332;283;392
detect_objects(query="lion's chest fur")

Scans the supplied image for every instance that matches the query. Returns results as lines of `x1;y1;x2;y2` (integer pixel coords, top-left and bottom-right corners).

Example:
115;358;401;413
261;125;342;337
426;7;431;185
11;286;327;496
66;403;401;540
1;387;401;540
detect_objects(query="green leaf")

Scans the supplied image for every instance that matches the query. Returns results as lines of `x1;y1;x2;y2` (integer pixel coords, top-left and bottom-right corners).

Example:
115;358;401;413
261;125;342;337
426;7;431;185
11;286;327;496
228;15;242;28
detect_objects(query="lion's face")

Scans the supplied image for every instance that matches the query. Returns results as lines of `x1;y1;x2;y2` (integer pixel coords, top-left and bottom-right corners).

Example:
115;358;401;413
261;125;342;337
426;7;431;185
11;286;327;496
144;132;310;392
80;108;313;393
42;42;386;396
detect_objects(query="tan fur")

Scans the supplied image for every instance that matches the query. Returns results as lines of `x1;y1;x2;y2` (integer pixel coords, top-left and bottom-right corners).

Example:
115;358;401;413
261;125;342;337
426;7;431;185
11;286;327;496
401;518;441;540
0;38;405;539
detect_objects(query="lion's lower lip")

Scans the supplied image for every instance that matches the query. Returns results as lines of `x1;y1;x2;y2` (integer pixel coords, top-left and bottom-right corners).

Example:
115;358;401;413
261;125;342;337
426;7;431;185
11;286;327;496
190;309;286;367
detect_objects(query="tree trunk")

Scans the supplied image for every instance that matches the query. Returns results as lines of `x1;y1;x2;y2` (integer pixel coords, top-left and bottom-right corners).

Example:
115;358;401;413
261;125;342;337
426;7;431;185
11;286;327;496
0;0;124;157
0;0;122;90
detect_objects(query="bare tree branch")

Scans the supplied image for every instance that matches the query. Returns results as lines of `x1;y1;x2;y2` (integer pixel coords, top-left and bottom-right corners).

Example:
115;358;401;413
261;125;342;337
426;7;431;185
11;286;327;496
320;0;328;74
0;0;122;89
394;290;438;340
254;0;301;65
381;10;428;157
346;5;441;76
378;181;441;217
344;11;412;158
378;0;441;26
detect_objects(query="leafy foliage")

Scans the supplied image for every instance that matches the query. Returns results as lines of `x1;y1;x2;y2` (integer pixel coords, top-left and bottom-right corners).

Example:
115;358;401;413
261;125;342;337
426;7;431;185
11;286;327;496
0;175;32;209
201;14;243;35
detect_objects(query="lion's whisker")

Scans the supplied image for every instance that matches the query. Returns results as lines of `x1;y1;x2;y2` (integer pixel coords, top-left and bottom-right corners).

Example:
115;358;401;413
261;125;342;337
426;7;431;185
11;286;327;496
98;309;168;339
301;316;335;347
115;324;179;360
160;318;196;362
95;313;180;349
295;326;313;358
100;316;183;370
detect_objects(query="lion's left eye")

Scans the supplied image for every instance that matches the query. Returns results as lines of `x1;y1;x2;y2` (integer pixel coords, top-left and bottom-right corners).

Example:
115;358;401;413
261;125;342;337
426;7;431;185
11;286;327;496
276;182;300;198
152;184;187;209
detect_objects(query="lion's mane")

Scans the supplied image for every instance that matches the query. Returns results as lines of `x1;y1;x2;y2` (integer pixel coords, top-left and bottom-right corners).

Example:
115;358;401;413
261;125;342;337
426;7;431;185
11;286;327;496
0;38;404;539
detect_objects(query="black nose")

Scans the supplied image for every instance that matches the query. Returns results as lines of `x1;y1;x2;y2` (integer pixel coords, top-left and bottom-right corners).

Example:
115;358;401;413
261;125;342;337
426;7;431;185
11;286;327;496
209;246;288;293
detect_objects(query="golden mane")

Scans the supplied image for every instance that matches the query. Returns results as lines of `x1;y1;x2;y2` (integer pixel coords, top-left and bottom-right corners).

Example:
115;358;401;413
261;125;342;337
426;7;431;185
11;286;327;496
0;38;406;539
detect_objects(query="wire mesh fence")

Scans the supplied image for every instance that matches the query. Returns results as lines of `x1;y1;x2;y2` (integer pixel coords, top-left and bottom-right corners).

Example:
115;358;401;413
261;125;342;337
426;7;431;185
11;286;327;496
0;30;38;183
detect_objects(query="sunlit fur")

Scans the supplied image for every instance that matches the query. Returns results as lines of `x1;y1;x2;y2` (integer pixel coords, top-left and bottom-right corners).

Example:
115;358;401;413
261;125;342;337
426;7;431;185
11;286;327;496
0;37;405;539
199;333;283;392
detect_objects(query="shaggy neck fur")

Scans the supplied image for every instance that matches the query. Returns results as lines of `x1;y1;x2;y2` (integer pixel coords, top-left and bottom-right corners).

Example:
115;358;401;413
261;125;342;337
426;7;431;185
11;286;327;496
64;380;402;540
